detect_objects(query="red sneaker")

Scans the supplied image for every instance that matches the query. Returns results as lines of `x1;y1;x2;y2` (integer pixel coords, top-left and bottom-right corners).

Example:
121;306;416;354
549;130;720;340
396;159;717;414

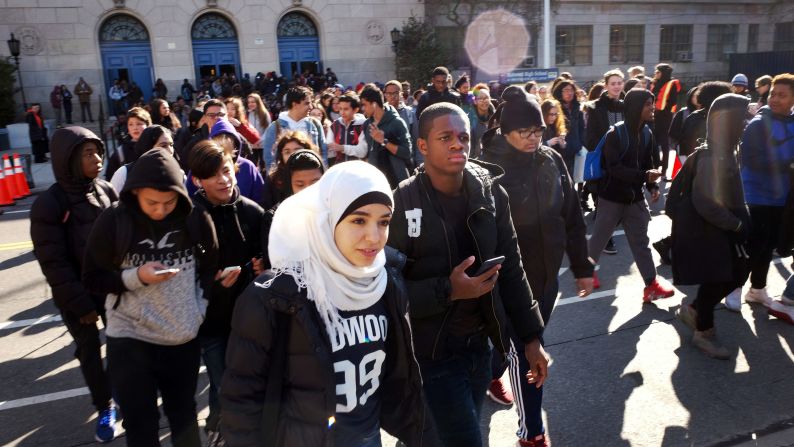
643;277;675;303
517;434;551;447
593;272;601;290
487;378;513;406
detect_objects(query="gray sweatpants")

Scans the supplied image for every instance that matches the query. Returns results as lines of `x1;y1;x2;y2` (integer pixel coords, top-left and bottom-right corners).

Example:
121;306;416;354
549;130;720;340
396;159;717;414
589;197;657;285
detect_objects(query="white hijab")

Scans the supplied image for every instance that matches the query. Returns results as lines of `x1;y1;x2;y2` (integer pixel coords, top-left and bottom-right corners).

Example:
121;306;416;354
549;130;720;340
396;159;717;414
258;161;394;338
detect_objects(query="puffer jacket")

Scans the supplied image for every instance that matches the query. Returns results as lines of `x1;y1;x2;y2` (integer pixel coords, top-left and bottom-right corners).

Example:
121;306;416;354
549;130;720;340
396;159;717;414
584;92;624;151
480;133;593;293
387;161;544;360
220;248;427;447
30;127;118;317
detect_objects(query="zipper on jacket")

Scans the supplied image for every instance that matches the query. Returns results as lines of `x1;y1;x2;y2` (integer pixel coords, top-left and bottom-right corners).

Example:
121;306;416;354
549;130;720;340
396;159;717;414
419;174;454;361
467;208;507;354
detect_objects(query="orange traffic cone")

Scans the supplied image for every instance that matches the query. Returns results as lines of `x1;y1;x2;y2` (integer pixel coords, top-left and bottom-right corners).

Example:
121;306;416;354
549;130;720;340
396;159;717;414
2;155;20;200
12;153;30;197
0;166;15;206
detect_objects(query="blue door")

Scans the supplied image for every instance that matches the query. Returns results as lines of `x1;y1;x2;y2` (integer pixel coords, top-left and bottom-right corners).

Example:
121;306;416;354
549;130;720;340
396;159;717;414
278;36;321;79
192;39;241;81
100;41;154;112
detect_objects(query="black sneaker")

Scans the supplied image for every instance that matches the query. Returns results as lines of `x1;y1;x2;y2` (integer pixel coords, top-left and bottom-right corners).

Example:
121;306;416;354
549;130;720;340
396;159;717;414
653;239;672;264
603;239;618;255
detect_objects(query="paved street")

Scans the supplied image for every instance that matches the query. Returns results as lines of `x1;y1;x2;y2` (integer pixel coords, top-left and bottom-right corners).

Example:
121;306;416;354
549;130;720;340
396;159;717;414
1;157;793;446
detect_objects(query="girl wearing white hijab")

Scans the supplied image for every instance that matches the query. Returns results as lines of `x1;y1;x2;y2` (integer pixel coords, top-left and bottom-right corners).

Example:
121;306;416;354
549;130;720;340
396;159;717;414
220;161;428;447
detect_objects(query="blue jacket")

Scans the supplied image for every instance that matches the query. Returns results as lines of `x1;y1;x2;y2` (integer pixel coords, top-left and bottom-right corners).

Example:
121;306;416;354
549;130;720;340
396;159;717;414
741;106;794;206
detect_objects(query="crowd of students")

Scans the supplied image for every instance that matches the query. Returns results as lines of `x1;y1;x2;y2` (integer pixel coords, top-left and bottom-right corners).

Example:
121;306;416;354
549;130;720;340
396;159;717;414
29;64;794;447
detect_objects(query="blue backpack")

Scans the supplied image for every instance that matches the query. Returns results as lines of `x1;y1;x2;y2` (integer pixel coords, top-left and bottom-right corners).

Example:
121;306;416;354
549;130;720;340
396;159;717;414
583;122;651;181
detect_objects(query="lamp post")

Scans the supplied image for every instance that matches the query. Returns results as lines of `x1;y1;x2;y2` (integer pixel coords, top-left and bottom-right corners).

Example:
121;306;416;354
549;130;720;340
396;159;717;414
6;33;27;111
390;27;401;51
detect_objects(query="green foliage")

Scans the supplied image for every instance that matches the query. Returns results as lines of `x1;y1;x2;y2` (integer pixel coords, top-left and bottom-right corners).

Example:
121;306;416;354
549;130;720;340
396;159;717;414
0;60;17;127
394;16;452;89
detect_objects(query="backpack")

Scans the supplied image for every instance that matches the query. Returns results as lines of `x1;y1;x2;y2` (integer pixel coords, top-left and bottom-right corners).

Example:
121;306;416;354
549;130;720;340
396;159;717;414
583;122;650;181
665;148;704;219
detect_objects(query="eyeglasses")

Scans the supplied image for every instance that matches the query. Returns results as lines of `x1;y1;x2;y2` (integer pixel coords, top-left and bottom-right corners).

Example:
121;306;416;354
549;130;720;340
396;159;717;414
516;128;544;139
205;112;226;118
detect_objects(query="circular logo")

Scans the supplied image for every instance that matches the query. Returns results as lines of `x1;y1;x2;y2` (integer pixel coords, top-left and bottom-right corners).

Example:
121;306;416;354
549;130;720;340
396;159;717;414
366;20;385;45
15;26;44;56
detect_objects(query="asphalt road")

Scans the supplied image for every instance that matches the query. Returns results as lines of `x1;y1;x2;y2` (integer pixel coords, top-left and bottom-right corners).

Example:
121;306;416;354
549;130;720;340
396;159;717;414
1;168;793;447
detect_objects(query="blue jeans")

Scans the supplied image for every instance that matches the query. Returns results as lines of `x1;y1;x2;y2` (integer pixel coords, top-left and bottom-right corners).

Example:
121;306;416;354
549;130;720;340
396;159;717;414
199;335;228;431
419;332;491;447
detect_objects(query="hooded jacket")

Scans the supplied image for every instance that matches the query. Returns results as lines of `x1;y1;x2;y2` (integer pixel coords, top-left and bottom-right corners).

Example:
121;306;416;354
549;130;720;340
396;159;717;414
261;111;328;168
31;127;118;317
82;149;219;345
387;161;544;360
672;94;751;285
193;187;265;337
740;106;794;207
364;104;413;189
599;89;660;204
221;248;428;446
480;132;593;309
105;136;137;181
584;91;624;151
415;87;461;118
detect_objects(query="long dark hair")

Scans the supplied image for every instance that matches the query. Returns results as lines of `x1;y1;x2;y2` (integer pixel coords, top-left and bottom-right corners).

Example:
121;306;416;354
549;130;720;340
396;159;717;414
133;125;170;160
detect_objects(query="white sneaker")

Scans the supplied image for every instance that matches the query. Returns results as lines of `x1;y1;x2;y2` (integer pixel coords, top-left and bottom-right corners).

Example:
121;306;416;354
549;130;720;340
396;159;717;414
724;288;742;312
745;288;772;307
768;300;794;325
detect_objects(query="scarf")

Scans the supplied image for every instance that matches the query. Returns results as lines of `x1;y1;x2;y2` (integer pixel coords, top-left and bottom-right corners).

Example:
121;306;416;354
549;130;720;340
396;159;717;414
258;160;393;338
28;109;43;129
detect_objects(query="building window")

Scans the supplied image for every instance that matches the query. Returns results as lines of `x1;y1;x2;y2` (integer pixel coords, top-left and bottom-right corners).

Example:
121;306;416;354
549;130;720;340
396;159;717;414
748;24;759;52
556;26;592;66
609;25;644;64
659;25;693;62
706;24;738;61
192;13;236;40
774;21;794;51
99;15;149;42
277;12;318;37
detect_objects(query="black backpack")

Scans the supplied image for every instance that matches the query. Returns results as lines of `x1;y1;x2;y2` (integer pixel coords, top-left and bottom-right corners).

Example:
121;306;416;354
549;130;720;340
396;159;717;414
665;149;704;219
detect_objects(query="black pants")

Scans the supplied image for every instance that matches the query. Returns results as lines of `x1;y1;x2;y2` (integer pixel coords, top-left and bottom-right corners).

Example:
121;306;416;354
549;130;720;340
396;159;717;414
107;336;201;447
61;309;112;413
32;139;49;162
655;113;673;175
694;281;741;331
748;205;784;289
64;101;73;123
80;102;93;122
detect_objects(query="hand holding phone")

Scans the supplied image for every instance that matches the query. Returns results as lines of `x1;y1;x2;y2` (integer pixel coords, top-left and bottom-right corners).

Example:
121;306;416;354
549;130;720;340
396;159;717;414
138;262;179;285
473;256;505;277
219;266;241;280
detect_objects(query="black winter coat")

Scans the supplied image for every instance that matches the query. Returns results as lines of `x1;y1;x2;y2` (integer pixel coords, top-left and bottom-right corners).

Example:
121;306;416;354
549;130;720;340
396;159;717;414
584;92;624;151
415;88;461;119
480;135;593;296
671;149;750;284
679;109;707;157
26;112;48;142
31;127;118;317
387;161;544;360
220;248;427;447
193;188;265;337
105;137;136;181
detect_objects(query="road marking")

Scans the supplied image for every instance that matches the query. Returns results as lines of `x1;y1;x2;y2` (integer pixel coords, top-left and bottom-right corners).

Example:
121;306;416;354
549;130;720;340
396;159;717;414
0;366;207;411
0;314;62;330
0;240;33;251
1;209;30;215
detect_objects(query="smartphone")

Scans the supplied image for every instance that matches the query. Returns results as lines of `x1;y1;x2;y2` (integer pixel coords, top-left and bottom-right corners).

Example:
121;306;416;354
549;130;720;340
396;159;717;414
154;268;180;275
219;266;242;279
473;256;505;277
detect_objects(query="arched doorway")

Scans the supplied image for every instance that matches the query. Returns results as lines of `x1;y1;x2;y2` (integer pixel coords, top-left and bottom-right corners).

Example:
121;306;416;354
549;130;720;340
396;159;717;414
99;14;154;111
191;13;241;83
277;12;321;80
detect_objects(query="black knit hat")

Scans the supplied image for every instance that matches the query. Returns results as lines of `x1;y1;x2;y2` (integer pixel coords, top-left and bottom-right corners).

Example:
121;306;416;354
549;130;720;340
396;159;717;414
499;90;544;135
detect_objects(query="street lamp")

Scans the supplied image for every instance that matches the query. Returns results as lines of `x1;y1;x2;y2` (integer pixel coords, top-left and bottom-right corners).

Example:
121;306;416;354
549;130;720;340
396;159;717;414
6;33;27;110
390;28;401;51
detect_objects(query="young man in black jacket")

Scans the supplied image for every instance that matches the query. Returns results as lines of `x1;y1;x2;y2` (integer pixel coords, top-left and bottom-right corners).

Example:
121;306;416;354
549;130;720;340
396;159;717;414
388;102;549;447
587;88;675;303
30;127;119;443
188;140;265;445
415;66;462;118
480;93;593;446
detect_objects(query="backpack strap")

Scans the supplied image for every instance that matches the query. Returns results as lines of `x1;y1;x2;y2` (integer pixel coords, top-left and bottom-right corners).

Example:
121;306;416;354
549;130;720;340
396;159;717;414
111;205;133;310
48;183;71;223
